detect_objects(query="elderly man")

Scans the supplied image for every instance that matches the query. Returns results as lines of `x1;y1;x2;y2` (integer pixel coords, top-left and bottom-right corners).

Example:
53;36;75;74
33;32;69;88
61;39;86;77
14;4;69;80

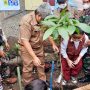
19;3;59;86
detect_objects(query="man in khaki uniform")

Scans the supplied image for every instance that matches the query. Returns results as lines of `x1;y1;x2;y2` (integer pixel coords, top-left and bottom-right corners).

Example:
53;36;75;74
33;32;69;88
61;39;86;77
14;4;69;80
19;3;59;86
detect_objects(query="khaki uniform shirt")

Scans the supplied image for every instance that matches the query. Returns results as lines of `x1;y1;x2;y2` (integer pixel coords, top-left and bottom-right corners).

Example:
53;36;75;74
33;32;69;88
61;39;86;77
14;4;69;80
19;12;44;56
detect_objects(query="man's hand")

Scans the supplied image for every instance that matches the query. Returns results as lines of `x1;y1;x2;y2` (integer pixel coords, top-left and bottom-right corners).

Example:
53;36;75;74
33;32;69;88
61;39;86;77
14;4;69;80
5;42;10;51
48;36;59;53
52;44;59;53
0;50;6;57
33;57;41;67
67;59;75;68
74;57;81;65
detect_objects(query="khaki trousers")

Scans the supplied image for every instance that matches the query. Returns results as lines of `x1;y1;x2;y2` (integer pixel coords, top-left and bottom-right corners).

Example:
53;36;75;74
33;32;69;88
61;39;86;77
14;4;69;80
20;51;46;86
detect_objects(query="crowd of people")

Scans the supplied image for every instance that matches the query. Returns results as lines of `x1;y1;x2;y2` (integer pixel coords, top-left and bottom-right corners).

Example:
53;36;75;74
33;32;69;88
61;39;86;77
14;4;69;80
0;0;90;90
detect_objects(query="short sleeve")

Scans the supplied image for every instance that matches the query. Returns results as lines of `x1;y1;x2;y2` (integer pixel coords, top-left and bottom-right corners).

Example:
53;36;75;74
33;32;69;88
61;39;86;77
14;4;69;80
20;21;31;41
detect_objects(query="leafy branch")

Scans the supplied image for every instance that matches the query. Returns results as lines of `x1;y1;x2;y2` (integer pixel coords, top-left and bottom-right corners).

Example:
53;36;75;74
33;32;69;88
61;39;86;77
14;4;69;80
41;9;90;40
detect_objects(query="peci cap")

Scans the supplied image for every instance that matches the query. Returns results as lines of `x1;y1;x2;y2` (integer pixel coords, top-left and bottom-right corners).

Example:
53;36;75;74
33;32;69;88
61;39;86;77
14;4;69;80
36;2;51;19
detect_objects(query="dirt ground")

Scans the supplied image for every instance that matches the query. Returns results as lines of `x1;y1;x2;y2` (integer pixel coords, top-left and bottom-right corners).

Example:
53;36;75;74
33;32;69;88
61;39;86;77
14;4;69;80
2;64;90;90
2;46;90;90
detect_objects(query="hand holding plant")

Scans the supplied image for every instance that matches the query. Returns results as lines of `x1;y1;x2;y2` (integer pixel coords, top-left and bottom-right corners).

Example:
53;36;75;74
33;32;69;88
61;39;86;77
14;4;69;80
52;44;59;53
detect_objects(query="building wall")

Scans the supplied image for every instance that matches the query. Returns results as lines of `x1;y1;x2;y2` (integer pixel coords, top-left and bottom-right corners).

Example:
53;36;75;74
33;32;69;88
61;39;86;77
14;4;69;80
0;0;54;38
43;0;55;6
0;0;28;38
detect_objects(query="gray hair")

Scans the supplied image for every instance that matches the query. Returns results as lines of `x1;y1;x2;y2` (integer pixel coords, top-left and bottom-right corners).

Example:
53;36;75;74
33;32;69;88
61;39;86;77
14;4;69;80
36;2;51;19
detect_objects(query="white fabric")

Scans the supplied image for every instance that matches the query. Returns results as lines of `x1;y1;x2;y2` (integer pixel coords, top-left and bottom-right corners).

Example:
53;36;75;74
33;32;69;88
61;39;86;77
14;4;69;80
0;29;7;51
0;75;3;90
0;85;3;90
2;31;7;43
61;34;89;59
68;0;83;10
83;3;90;9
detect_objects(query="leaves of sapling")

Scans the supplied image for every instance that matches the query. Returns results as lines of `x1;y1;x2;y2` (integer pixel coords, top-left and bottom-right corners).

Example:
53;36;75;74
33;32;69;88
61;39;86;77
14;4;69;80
67;26;76;35
44;15;58;20
77;23;90;33
58;27;69;40
52;30;59;40
43;26;56;40
41;21;56;27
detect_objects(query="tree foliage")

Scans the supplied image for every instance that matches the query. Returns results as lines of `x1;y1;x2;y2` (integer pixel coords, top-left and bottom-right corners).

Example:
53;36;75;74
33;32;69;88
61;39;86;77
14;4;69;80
41;8;90;40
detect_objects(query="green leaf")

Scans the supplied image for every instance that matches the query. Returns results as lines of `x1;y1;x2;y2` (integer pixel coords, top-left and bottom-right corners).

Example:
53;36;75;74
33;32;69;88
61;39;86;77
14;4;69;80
72;19;80;25
52;30;59;40
58;12;70;25
75;27;80;34
15;43;20;50
67;26;76;35
47;19;59;23
58;27;69;40
41;21;56;27
65;13;70;20
44;15;58;20
60;7;67;17
69;19;74;25
43;27;56;40
58;16;65;24
77;23;90;33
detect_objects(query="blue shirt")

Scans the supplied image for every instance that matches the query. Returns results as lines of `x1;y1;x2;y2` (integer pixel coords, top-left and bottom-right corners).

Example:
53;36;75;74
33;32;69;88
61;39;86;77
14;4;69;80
68;0;77;8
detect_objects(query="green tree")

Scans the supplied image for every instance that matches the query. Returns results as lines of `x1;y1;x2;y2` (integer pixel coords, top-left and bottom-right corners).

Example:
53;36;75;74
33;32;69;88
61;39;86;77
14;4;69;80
41;9;90;41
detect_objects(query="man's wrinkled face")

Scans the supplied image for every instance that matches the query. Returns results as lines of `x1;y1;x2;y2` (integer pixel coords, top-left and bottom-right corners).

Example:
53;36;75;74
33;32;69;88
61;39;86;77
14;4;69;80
35;14;42;23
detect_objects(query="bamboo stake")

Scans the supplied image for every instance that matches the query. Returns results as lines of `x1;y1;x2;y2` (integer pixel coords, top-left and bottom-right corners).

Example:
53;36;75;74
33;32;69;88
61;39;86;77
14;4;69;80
17;56;22;90
59;37;63;90
56;36;63;90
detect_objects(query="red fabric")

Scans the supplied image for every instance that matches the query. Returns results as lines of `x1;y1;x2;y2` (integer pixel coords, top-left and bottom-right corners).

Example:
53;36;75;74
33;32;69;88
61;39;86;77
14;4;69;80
67;36;85;57
61;58;83;81
61;36;85;81
43;0;55;6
